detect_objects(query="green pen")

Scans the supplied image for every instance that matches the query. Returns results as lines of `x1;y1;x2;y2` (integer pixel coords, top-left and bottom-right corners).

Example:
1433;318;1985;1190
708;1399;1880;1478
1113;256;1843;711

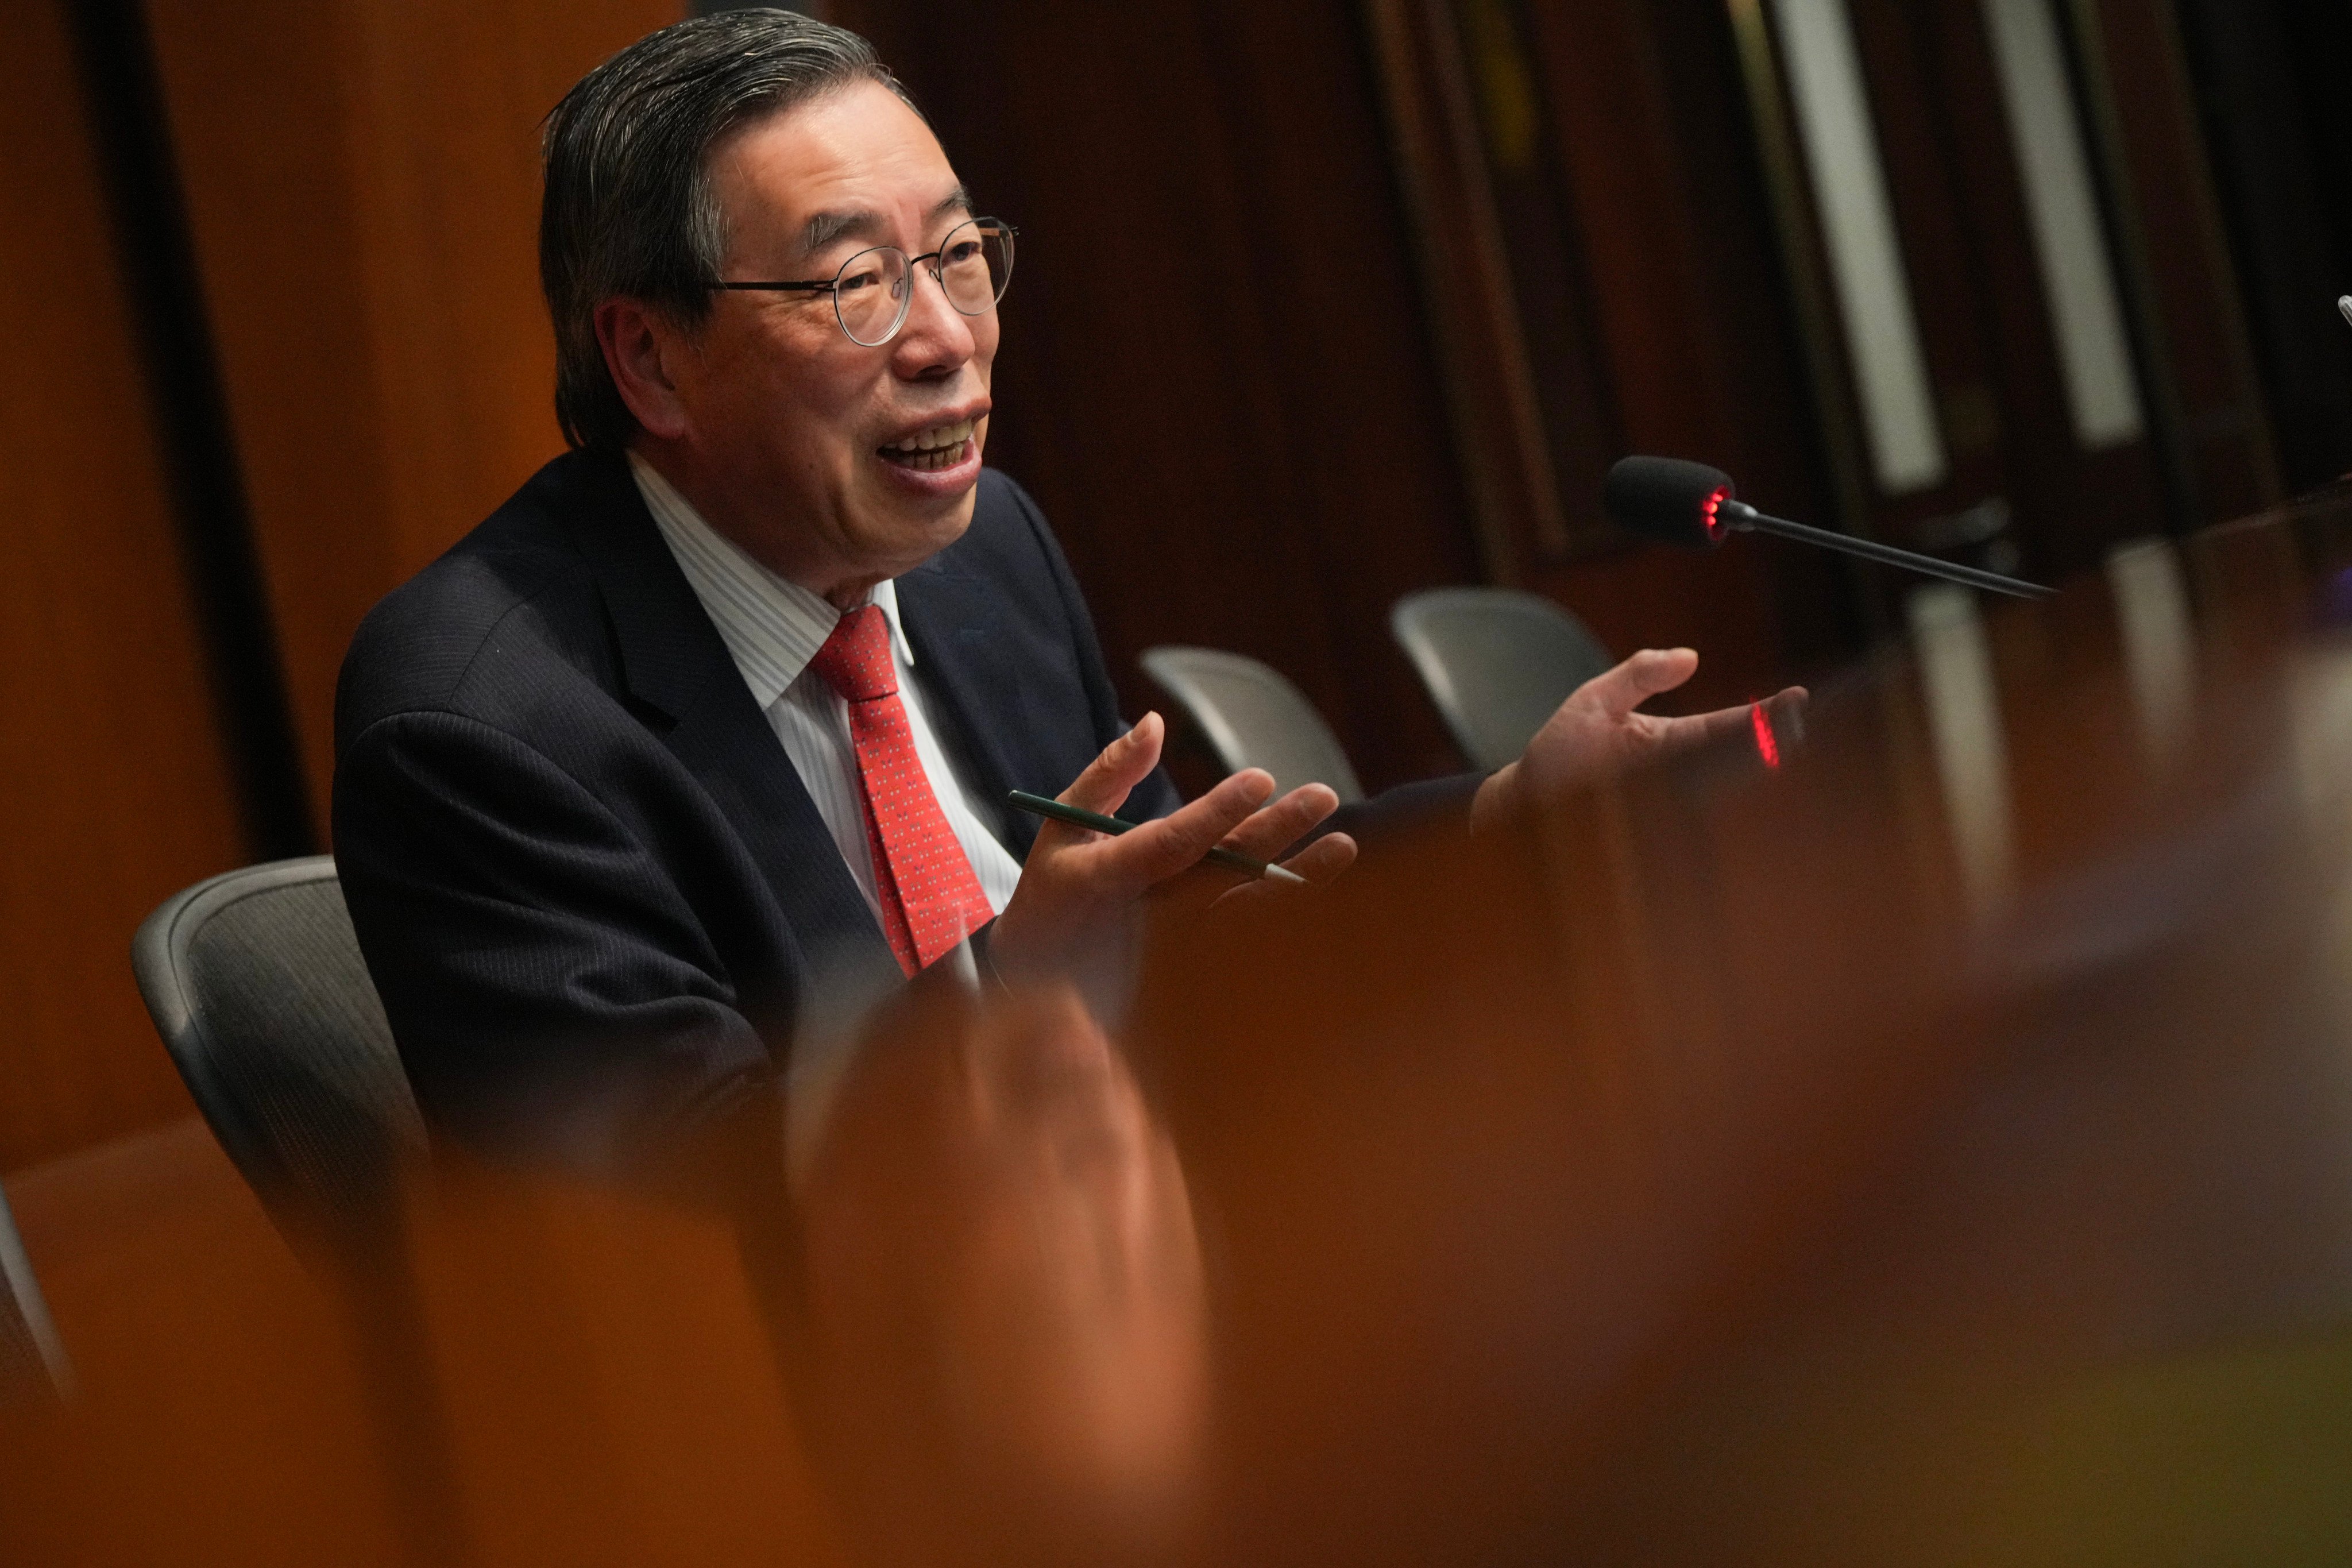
1006;790;1310;886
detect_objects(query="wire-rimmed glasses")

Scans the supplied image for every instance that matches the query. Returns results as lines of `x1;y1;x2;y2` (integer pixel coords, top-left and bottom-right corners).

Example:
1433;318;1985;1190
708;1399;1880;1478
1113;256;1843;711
712;217;1017;347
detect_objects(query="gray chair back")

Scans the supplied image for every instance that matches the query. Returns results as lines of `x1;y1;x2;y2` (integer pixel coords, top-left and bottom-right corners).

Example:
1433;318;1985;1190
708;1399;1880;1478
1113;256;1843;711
133;858;466;1560
0;1181;69;1404
1391;588;1615;771
131;856;423;1241
1140;646;1365;803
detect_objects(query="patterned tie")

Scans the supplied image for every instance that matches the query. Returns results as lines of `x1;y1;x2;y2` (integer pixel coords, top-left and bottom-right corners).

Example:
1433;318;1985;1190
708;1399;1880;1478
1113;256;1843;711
809;604;996;975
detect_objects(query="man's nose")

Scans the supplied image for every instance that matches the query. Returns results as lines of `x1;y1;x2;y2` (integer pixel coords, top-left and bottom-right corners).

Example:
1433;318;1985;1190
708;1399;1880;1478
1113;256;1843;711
891;264;979;375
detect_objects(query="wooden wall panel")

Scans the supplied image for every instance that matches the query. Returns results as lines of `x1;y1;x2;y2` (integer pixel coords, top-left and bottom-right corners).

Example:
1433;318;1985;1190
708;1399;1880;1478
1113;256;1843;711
1519;0;1856;699
0;1;250;1172
2173;0;2351;496
2079;0;2283;525
144;0;685;825
2173;0;2352;497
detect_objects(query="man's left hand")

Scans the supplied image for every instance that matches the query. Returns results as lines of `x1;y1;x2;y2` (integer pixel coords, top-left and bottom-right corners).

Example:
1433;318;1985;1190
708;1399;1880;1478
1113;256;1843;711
1472;648;1806;831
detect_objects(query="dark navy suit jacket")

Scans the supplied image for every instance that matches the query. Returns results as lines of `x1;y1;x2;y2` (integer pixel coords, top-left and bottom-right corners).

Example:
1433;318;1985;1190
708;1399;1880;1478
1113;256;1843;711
335;445;1467;1170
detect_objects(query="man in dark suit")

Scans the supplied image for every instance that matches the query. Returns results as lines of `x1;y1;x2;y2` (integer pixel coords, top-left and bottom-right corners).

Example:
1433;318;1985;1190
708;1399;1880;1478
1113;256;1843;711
334;13;1782;1174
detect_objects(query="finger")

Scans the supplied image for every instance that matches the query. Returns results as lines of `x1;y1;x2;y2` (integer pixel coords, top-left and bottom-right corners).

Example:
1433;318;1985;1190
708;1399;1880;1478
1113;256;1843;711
1767;685;1809;745
1650;701;1764;755
1652;685;1810;755
1281;831;1356;885
1573;648;1700;721
1215;782;1340;863
1090;767;1276;886
1210;832;1358;913
1057;712;1167;822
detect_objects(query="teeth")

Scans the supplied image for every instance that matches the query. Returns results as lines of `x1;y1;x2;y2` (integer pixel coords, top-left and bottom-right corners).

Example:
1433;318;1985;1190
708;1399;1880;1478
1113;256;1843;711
884;416;974;456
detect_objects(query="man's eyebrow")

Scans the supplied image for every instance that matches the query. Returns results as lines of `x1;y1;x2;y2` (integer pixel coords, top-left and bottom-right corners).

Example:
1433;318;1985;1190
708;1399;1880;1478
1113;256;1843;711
800;207;885;257
798;189;974;260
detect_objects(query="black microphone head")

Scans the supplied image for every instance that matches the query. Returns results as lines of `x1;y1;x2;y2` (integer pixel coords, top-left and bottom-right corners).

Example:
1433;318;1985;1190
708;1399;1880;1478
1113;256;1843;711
1605;457;1738;549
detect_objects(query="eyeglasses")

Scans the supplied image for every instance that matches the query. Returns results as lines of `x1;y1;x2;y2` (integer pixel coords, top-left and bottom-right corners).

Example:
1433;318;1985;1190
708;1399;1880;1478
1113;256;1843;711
712;216;1017;347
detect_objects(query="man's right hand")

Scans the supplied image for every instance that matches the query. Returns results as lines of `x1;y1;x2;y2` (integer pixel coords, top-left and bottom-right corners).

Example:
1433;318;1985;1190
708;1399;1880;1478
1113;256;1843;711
987;713;1357;982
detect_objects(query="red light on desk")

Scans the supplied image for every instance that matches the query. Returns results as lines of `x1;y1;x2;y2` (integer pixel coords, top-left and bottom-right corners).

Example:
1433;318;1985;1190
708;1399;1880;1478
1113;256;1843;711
1751;702;1781;770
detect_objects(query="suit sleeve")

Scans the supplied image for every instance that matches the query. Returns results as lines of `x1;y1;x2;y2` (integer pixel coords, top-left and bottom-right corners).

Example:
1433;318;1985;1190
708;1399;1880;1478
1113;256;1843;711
998;475;1184;824
1325;772;1485;844
334;709;775;1180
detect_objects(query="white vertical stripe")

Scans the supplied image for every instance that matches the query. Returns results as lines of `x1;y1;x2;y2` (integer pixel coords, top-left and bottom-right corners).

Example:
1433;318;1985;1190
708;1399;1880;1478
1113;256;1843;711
629;455;1026;924
1908;584;2013;915
2106;538;2194;764
1980;0;2145;449
1771;0;1952;495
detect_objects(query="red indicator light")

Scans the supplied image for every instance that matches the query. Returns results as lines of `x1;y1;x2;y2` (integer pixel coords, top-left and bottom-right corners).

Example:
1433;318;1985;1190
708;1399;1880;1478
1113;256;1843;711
1750;701;1781;770
1703;485;1729;541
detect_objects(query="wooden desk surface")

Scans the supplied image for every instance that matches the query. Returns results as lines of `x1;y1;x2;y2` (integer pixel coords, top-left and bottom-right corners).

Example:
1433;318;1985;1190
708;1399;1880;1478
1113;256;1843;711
10;486;2352;1565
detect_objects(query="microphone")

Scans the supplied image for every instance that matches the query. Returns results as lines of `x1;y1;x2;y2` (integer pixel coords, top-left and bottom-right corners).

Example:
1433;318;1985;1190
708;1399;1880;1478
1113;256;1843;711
1604;457;2054;600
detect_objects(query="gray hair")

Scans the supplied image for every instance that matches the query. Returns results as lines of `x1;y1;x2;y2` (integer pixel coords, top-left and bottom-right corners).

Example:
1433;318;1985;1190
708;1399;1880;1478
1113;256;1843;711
539;10;917;449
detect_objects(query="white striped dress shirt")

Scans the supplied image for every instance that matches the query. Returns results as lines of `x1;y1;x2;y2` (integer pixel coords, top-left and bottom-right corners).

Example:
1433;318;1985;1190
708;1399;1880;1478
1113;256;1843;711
629;454;1026;925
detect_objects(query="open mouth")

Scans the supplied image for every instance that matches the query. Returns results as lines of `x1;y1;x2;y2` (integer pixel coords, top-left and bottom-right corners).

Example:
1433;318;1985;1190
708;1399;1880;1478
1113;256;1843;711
878;417;976;472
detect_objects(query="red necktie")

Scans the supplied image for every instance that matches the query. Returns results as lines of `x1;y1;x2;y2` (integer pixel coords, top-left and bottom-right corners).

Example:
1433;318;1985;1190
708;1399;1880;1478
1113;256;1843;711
809;605;996;975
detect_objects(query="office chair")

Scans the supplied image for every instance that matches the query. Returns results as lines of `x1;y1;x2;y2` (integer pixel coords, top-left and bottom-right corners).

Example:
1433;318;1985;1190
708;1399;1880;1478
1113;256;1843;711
0;1180;69;1404
1140;646;1365;803
133;856;424;1235
1389;588;1615;771
133;856;462;1561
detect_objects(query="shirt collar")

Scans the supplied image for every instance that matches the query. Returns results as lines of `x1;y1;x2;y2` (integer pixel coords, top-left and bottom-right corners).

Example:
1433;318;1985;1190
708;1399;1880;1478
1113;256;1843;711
630;451;916;710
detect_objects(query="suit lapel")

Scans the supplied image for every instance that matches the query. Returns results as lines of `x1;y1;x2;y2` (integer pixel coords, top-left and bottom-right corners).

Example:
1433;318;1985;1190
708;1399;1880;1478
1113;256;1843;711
896;554;1052;858
560;449;898;989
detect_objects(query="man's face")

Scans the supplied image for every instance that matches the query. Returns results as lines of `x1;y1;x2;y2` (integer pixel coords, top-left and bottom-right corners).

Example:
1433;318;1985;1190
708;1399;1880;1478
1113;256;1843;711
651;80;997;593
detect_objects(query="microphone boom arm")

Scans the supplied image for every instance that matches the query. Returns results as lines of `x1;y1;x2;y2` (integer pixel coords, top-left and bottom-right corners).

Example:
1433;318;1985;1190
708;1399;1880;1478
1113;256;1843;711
1723;501;2054;599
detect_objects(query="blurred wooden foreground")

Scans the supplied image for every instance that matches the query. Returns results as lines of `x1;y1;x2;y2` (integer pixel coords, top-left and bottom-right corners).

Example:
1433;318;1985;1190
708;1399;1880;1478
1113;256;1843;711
9;488;2352;1563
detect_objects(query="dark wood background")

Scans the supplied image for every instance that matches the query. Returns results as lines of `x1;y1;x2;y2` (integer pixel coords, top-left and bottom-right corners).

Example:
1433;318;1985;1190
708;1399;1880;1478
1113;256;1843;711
4;0;2347;1177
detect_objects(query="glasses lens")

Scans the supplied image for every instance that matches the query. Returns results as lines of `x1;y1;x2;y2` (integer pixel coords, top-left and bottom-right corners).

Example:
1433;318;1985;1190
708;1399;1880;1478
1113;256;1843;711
833;246;912;346
937;219;1014;316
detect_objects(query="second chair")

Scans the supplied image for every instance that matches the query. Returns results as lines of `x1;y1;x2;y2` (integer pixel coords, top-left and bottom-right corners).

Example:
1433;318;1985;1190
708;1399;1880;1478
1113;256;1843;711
1138;645;1365;802
1390;588;1615;772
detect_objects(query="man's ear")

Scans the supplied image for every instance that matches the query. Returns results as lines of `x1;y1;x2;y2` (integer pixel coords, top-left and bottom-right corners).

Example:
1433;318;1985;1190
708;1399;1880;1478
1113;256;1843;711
596;296;692;441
